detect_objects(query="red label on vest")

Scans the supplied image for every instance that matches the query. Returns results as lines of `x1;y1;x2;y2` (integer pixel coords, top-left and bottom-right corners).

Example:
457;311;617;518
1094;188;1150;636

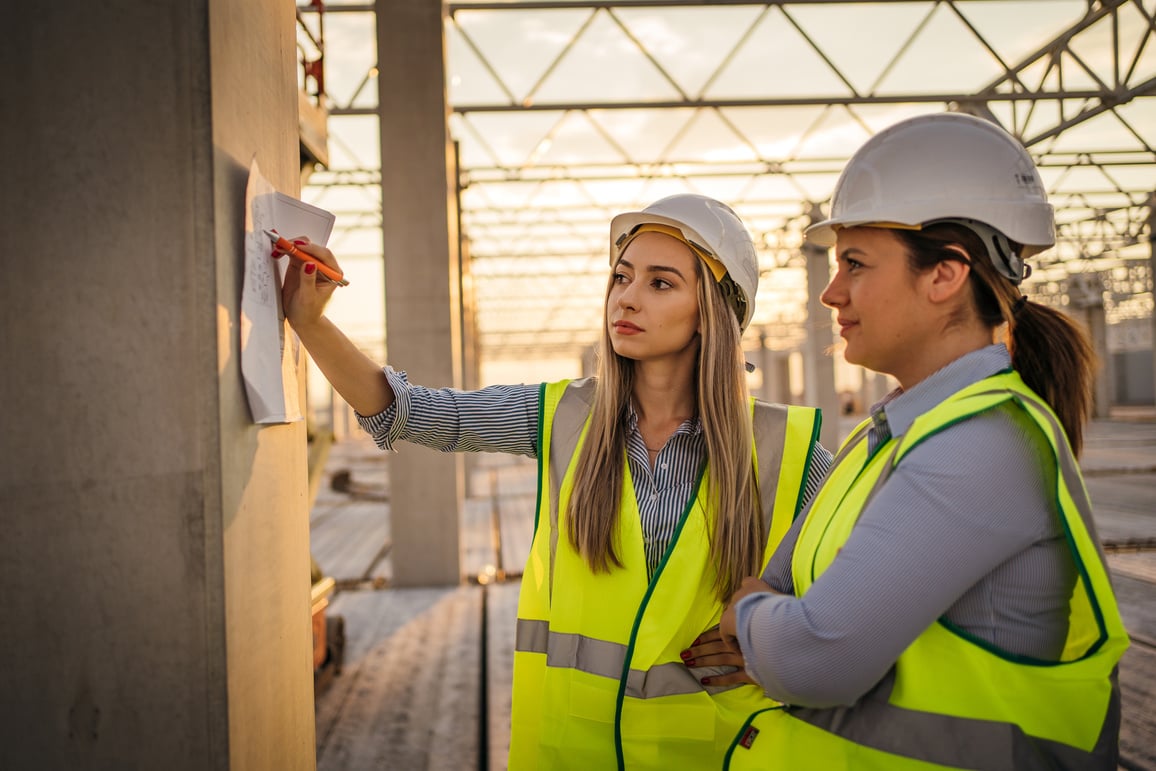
739;726;759;749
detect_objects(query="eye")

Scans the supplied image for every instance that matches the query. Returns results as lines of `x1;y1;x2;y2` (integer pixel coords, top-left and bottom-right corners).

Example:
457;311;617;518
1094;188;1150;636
613;271;630;284
650;277;673;290
845;257;864;272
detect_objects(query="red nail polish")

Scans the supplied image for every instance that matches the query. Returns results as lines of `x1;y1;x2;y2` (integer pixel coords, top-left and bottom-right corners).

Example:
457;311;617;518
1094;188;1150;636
686;659;696;667
679;650;690;660
304;263;316;275
700;677;710;685
293;239;307;245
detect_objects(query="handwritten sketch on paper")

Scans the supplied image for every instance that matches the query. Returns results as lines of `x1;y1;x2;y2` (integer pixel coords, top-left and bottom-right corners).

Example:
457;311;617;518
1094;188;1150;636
240;157;335;424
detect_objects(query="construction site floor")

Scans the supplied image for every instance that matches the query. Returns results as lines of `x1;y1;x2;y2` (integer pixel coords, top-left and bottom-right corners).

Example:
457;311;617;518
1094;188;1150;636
309;410;1156;771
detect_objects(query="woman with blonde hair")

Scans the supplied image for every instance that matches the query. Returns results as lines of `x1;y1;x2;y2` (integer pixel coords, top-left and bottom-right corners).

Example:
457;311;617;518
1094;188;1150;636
279;193;832;769
703;113;1129;770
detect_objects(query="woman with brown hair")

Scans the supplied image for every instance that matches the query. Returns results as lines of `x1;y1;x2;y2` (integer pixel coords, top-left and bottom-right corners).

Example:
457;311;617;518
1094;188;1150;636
703;112;1129;770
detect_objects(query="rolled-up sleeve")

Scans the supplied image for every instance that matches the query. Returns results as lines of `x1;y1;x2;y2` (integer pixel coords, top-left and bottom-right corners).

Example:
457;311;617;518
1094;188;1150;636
356;367;541;457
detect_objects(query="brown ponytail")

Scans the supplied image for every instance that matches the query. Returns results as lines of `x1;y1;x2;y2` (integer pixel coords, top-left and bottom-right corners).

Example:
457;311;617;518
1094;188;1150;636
896;223;1095;455
1007;299;1095;455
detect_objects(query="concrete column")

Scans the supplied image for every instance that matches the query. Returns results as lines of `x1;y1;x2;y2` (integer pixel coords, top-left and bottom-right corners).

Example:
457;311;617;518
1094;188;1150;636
802;226;842;448
461;222;481;498
757;329;774;401
1150;194;1156;406
377;0;464;587
1;3;314;769
1086;304;1113;419
1069;272;1111;418
757;329;792;404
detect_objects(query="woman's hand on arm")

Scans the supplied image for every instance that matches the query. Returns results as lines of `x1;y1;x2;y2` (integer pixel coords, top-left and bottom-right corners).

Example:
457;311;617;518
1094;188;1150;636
680;626;756;687
720;577;777;651
679;577;778;687
277;238;394;416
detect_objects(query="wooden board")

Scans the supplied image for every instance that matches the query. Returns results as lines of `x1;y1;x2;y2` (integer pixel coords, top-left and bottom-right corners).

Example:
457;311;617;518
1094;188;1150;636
315;586;483;771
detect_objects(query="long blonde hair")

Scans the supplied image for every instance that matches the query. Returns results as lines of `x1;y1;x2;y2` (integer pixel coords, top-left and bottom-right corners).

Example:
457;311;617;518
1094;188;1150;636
565;257;761;602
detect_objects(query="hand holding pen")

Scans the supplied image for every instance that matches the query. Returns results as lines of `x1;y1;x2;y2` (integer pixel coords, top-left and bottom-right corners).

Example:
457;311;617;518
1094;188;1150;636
265;229;349;286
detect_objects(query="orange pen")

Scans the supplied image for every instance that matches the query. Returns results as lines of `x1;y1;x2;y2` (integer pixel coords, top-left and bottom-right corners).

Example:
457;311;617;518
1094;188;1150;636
264;229;349;287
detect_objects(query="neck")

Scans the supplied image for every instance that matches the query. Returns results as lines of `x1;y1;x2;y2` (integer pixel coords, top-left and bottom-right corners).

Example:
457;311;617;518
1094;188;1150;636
631;362;697;425
893;323;993;390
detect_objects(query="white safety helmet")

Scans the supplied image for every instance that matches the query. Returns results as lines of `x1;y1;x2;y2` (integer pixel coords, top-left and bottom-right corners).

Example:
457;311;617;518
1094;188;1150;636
610;194;759;330
805;112;1055;284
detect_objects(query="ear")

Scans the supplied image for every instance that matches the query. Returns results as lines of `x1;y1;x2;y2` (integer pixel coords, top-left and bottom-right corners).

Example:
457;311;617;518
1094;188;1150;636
925;247;972;304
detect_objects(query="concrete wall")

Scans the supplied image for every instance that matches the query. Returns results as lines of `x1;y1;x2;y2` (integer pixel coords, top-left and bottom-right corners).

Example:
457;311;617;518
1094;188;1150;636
0;3;315;769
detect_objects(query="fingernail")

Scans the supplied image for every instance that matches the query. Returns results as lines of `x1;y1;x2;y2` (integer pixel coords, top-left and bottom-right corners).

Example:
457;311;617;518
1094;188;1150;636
685;658;696;667
700;677;710;685
293;239;307;245
679;650;690;660
304;263;316;275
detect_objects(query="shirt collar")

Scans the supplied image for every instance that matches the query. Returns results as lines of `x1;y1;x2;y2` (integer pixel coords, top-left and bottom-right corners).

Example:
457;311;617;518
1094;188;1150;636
871;344;1013;440
625;400;703;437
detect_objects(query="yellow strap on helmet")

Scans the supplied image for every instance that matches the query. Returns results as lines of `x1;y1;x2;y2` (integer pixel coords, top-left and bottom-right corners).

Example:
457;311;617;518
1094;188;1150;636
619;223;729;284
832;221;924;233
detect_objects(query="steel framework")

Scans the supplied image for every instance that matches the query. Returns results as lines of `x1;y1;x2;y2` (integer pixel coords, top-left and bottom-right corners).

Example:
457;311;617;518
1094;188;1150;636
300;0;1156;362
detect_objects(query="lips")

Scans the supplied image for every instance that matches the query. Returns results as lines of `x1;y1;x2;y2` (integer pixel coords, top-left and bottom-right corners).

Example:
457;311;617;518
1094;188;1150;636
836;318;857;336
613;320;643;335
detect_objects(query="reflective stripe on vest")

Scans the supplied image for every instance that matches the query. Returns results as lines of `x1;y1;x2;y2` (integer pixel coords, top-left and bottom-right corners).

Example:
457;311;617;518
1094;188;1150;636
508;378;821;770
725;371;1129;771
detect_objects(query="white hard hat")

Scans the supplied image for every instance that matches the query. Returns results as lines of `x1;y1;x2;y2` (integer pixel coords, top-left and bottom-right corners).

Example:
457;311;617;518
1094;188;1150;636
805;112;1055;283
611;194;759;330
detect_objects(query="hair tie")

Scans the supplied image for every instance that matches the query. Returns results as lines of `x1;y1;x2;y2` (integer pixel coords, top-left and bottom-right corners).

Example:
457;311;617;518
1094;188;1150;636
1011;295;1028;316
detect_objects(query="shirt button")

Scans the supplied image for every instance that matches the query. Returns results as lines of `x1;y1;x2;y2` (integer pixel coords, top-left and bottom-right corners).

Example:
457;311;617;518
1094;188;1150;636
660;463;668;469
650;493;658;501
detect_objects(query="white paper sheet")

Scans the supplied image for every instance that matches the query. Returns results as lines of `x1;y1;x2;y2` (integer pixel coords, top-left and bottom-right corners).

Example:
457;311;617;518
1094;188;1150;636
240;157;336;424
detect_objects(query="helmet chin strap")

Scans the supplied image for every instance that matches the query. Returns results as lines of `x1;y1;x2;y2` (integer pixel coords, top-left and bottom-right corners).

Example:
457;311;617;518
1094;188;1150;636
928;218;1027;285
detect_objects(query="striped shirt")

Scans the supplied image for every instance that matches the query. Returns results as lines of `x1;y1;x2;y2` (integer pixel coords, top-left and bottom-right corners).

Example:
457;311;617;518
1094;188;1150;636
737;344;1076;707
357;367;833;575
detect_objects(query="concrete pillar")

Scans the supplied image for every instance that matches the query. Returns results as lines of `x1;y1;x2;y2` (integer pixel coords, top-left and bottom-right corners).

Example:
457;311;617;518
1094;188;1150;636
377;0;464;587
757;329;792;404
1085;304;1113;419
1150;194;1156;406
1;3;315;769
757;330;774;401
801;219;842;448
461;219;482;498
1069;272;1111;419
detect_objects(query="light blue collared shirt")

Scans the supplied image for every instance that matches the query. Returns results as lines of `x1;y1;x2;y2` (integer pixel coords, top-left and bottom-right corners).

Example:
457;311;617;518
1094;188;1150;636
737;344;1074;707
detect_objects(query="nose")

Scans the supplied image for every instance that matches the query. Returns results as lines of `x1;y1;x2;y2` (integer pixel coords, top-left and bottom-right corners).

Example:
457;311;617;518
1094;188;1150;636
820;270;844;309
617;279;640;311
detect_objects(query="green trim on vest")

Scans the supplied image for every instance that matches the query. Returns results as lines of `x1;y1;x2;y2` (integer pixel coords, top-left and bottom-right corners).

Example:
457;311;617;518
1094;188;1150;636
531;381;549;540
613;460;708;769
509;378;822;770
790;408;824;521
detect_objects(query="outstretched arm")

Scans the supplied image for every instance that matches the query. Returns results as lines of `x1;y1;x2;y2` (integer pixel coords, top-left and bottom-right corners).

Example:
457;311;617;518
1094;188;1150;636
278;238;393;416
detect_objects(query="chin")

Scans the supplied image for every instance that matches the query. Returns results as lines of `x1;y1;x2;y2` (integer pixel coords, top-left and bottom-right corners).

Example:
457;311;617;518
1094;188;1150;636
608;341;640;361
841;345;863;367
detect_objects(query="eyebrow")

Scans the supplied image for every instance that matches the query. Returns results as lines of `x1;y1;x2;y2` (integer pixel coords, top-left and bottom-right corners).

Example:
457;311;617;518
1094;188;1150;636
836;247;867;261
616;257;689;281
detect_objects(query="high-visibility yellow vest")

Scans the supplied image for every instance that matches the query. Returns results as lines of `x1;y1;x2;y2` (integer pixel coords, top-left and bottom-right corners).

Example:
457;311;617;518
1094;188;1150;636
508;378;823;770
725;371;1129;771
